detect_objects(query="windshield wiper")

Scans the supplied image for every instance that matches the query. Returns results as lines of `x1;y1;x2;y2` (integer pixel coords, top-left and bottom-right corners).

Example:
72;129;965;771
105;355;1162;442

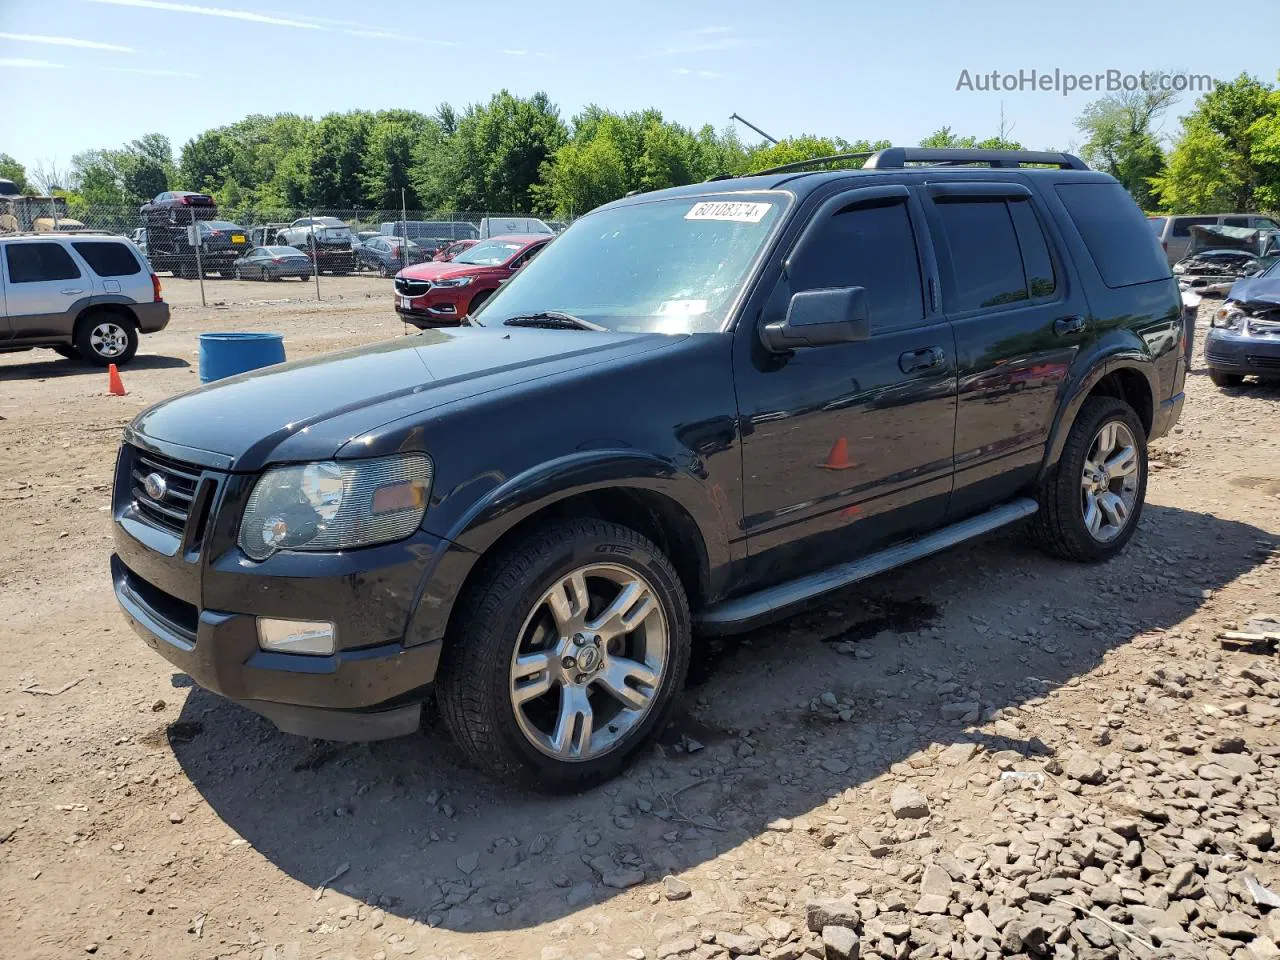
502;311;606;332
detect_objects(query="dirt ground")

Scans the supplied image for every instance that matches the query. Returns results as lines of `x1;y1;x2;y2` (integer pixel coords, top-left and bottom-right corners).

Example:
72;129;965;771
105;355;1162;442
1;286;1277;960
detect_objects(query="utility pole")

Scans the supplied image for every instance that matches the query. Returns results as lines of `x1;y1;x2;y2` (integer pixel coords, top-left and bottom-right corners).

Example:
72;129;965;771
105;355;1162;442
730;113;779;145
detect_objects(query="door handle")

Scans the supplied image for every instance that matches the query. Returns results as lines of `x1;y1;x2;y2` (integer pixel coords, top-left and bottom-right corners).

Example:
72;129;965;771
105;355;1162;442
60;288;84;295
899;346;944;374
1054;315;1086;336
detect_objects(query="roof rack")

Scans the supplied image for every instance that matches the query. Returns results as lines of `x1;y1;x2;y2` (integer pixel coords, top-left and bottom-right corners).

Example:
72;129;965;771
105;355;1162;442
863;148;1088;170
709;151;876;181
0;228;109;237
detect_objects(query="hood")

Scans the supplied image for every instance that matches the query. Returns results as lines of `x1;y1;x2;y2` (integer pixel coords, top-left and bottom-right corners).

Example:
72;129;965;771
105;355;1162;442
1227;275;1280;308
129;327;681;471
400;260;492;281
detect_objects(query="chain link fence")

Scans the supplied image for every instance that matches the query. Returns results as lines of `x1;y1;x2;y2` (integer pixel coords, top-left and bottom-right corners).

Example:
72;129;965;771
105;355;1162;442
0;197;573;306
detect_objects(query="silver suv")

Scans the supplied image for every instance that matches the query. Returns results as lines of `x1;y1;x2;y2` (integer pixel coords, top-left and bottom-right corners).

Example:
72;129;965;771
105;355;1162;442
1150;213;1280;265
1;232;170;366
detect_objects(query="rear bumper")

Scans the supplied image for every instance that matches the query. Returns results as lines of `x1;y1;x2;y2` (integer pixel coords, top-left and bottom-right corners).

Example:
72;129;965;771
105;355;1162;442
1205;328;1280;377
134;301;170;334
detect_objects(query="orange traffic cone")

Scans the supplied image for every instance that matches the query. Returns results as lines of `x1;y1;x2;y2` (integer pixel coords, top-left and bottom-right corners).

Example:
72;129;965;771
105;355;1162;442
107;363;127;396
819;436;855;470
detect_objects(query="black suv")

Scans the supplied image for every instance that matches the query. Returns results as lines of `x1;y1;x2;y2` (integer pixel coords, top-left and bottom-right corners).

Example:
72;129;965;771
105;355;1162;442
111;149;1186;790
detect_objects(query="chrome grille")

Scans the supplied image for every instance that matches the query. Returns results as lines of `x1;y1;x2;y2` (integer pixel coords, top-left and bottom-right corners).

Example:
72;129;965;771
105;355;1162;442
394;277;430;297
130;448;201;536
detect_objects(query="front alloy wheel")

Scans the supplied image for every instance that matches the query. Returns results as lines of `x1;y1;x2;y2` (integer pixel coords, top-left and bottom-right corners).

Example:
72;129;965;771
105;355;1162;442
510;564;667;762
437;519;691;790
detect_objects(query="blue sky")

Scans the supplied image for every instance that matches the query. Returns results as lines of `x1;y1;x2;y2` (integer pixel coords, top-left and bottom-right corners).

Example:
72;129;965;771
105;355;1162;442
1;0;1277;175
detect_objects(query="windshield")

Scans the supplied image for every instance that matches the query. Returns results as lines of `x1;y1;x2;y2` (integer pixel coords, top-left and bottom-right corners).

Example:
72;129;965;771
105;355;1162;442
476;193;788;333
454;240;524;265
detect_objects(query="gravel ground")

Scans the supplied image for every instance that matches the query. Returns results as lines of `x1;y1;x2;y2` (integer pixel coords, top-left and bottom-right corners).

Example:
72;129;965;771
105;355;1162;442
1;291;1277;960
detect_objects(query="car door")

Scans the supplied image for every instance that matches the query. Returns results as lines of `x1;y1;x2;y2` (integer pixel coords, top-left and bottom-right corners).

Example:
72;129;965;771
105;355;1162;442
3;241;88;339
734;184;957;582
921;181;1088;517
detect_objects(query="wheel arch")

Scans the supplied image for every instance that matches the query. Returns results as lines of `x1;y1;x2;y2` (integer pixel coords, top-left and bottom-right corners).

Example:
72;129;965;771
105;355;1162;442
1040;357;1157;479
74;300;139;334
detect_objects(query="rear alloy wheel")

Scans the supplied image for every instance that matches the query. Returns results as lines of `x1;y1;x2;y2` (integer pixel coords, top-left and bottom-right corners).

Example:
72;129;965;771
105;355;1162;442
437;519;691;790
377;262;390;278
1030;396;1147;562
1208;369;1244;388
233;266;243;280
74;313;138;367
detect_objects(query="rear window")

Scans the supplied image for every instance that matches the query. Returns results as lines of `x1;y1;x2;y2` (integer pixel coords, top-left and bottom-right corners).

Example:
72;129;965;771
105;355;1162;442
1171;215;1218;237
1055;182;1171;288
72;241;142;277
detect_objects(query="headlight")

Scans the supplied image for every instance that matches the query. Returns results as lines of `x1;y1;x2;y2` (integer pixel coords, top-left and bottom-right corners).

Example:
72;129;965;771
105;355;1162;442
238;454;433;560
1172;263;1187;274
432;276;474;288
1212;305;1245;330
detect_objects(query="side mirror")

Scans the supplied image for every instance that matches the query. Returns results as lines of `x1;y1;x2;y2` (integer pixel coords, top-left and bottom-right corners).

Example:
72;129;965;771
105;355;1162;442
762;287;871;352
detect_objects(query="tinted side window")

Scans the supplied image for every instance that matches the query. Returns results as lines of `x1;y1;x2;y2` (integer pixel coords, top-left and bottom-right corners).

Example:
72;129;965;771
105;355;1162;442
72;241;142;277
1008;199;1057;298
934;200;1028;310
789;198;924;332
1171;216;1217;237
1056;182;1170;288
1222;217;1249;227
5;242;82;283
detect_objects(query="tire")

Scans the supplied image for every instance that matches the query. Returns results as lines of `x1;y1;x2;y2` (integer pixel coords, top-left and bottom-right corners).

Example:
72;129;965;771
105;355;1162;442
74;311;138;367
1030;396;1147;562
1209;369;1244;388
233;266;242;280
377;262;390;278
467;289;492;317
436;519;691;791
52;345;78;360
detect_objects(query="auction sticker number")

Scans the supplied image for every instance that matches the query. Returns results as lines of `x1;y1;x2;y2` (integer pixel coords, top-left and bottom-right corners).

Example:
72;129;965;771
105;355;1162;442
685;201;772;223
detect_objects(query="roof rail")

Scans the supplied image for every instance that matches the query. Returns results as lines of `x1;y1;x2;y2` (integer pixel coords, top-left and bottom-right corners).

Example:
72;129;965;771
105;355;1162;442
707;151;876;182
863;148;1089;170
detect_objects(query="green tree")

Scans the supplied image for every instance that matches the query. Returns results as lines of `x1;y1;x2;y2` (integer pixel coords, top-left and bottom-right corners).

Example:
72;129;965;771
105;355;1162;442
1075;78;1175;209
419;91;567;212
360;112;438;209
304;111;374;208
1154;73;1278;212
0;153;29;192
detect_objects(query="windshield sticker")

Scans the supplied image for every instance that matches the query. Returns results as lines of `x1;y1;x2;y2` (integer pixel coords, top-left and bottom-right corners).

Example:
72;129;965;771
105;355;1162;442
657;299;709;316
685;201;772;223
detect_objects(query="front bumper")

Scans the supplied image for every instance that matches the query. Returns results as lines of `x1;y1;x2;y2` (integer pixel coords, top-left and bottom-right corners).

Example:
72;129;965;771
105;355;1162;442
110;443;474;741
394;289;466;327
1205;326;1280;378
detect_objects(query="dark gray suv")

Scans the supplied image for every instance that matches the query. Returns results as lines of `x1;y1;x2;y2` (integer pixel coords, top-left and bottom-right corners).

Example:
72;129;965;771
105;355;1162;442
0;233;170;365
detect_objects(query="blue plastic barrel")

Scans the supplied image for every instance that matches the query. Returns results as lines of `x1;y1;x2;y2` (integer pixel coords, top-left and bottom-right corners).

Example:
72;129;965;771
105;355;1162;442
198;332;286;383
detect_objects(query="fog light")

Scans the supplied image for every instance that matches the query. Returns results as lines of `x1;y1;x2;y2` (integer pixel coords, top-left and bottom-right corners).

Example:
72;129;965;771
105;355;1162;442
257;618;335;656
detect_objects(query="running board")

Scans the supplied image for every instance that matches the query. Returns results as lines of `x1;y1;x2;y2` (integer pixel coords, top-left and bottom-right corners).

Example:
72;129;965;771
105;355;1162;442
697;497;1039;633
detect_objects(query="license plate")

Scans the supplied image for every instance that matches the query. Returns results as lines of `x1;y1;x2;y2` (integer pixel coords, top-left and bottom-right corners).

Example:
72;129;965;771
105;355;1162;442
399;296;412;310
231;235;245;244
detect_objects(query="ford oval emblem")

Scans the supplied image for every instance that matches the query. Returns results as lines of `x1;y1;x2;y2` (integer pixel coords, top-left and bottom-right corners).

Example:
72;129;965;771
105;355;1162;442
143;472;168;501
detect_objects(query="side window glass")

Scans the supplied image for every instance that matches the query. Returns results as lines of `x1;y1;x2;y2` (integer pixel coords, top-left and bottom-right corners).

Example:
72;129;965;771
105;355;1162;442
787;198;925;332
5;242;82;283
1007;200;1057;298
1222;217;1249;228
933;200;1028;310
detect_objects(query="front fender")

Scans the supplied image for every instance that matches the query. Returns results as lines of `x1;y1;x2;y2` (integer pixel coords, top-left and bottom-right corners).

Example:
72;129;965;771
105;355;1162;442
402;450;734;647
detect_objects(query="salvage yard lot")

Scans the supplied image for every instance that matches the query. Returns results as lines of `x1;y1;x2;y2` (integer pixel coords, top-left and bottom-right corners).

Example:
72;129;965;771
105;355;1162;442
1;290;1278;960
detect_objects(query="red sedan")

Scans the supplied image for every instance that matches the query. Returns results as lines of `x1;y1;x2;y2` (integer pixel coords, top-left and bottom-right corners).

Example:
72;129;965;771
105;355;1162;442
394;234;551;327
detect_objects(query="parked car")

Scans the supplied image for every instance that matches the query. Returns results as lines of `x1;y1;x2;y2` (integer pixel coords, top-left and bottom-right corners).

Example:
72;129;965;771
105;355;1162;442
356;235;427;276
232;246;314;281
1204;257;1280;387
139;193;231;278
1172;225;1280;295
1;232;168;365
110;148;1185;790
276;217;356;275
393;234;551;326
477;216;554;239
1150;213;1280;265
432;239;478;262
378;220;479;256
249;224;289;248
